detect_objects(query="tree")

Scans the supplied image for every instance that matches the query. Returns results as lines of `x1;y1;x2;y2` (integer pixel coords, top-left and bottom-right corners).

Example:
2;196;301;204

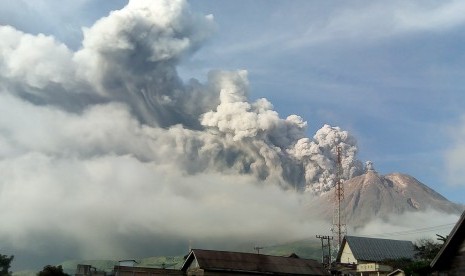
436;234;448;243
37;265;69;276
414;238;443;261
383;258;430;276
382;238;444;275
0;254;14;276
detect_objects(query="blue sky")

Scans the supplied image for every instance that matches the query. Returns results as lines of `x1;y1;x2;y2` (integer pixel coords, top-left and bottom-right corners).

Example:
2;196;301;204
186;1;465;203
1;0;465;269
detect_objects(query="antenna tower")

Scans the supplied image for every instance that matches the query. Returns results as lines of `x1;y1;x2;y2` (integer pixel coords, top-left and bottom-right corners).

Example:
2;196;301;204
331;146;346;258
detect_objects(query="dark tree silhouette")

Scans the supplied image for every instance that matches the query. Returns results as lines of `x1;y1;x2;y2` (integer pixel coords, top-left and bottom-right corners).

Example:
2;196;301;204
414;238;443;261
37;265;69;276
436;234;448;243
383;258;430;276
0;254;14;276
382;238;444;275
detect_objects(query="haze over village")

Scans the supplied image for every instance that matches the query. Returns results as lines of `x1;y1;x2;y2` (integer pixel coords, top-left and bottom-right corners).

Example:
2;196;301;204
1;0;465;272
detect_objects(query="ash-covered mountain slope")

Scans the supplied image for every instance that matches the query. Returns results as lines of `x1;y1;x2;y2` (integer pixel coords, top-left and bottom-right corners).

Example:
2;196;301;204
307;170;464;227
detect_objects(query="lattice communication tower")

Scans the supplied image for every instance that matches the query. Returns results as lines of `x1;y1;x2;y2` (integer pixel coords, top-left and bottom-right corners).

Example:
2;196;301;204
331;146;346;257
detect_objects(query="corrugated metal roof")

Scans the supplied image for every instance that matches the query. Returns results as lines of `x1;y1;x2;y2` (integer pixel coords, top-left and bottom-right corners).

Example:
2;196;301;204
339;236;414;262
181;249;329;275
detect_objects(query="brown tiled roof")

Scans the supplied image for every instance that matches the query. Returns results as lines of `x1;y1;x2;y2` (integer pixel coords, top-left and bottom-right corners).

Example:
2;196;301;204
181;249;329;275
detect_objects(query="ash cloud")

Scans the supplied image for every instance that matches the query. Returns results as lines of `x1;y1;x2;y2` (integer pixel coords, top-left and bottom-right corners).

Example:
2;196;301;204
0;0;363;269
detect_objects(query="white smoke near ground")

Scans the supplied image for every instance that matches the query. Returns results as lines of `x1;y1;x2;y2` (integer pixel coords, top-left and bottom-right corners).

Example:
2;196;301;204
353;209;460;242
0;0;364;269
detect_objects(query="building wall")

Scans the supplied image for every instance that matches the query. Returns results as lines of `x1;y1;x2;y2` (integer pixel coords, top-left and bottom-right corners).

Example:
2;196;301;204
432;237;465;276
356;263;393;276
443;238;465;276
75;264;105;276
76;264;93;276
118;261;137;267
357;263;392;273
339;244;357;264
186;268;204;276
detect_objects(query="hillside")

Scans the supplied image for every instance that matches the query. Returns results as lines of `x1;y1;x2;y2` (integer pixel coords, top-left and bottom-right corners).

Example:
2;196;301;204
261;239;322;260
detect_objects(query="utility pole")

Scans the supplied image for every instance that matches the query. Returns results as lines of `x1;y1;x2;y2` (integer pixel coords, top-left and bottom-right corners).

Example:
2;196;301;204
254;246;263;254
316;235;333;267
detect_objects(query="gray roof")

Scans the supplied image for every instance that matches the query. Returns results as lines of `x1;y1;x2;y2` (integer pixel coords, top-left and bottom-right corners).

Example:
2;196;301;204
337;236;415;262
181;249;329;275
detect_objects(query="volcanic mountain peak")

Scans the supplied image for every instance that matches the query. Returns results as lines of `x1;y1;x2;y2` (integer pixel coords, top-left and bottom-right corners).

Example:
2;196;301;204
307;171;463;227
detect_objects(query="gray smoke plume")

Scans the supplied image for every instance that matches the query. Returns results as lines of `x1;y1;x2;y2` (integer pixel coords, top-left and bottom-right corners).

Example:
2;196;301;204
289;125;364;194
0;0;364;269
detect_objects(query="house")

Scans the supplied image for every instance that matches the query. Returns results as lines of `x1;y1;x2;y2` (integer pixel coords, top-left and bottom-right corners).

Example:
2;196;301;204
113;265;184;276
430;210;465;275
118;260;139;267
335;236;415;275
180;248;329;275
75;264;95;276
75;264;107;276
337;236;415;264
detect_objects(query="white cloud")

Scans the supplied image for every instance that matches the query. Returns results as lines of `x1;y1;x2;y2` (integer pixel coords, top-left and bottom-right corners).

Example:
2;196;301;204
0;144;318;259
0;26;75;89
395;0;465;32
292;1;465;47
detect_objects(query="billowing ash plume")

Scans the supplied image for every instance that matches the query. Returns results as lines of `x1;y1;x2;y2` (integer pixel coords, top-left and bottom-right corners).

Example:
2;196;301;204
0;0;364;268
289;125;364;194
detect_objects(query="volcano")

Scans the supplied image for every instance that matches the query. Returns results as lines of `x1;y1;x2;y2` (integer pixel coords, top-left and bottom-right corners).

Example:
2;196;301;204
307;170;464;227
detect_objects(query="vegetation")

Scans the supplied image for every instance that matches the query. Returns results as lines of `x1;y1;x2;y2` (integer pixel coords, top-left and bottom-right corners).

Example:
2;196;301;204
37;265;69;276
414;238;443;261
0;254;14;276
384;238;444;275
383;258;430;276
